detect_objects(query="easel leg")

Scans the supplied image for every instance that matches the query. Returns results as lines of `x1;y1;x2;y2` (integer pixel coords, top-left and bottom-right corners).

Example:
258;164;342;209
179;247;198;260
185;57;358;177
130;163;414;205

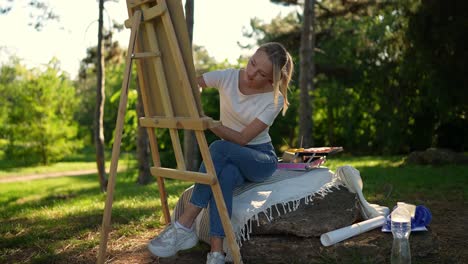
97;11;142;264
146;128;171;224
195;131;243;264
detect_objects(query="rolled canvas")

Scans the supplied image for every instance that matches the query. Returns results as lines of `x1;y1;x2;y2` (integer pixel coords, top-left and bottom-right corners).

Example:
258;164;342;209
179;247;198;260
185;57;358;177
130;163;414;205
320;215;386;246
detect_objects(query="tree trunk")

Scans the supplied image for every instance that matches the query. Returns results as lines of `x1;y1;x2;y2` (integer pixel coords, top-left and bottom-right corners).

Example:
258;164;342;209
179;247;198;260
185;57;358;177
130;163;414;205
95;0;107;192
299;0;315;148
185;0;194;44
183;0;200;171
136;77;152;185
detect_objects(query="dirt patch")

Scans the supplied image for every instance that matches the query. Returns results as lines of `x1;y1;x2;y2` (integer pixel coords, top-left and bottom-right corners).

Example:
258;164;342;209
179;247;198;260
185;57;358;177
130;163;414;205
424;200;468;263
88;229;209;264
100;200;467;263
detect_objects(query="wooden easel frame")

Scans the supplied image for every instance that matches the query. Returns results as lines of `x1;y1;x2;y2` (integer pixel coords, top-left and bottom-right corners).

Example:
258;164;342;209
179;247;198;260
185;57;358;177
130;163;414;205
97;1;242;263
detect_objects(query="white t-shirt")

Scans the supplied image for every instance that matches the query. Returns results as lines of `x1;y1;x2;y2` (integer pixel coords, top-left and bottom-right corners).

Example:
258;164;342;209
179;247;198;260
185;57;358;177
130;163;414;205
203;69;284;145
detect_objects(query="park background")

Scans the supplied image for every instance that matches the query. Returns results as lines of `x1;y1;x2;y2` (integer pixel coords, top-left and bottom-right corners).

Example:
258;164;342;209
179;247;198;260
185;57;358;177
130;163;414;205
1;0;467;263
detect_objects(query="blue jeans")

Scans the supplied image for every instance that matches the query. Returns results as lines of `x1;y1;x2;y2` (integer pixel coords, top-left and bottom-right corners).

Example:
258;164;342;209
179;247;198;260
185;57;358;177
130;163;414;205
189;140;278;237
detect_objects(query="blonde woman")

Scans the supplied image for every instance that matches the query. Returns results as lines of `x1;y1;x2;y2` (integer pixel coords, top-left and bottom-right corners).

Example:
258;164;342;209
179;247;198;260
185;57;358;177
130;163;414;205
148;42;294;264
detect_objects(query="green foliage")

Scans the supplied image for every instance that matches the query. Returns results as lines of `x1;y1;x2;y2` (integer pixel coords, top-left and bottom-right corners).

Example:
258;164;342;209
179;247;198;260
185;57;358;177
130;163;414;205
256;0;468;154
0;58;81;165
22;0;462;167
106;60;139;152
75;42;128;148
402;0;468;151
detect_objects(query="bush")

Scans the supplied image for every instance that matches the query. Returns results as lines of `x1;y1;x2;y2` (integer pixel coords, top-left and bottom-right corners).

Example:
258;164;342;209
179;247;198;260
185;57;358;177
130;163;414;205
0;59;82;165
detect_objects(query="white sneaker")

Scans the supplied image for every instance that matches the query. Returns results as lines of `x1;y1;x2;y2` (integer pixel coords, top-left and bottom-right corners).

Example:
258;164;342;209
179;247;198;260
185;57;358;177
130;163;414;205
206;252;225;264
148;224;198;257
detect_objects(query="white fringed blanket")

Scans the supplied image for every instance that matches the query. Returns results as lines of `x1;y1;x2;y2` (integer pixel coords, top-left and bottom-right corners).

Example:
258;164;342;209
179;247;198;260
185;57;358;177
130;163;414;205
172;167;340;258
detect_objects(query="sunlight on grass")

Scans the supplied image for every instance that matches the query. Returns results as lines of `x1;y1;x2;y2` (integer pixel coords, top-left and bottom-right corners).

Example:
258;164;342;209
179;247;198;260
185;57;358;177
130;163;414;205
0;161;94;176
325;155;405;171
0;153;137;178
326;155;468;207
1;156;467;263
0;171;194;263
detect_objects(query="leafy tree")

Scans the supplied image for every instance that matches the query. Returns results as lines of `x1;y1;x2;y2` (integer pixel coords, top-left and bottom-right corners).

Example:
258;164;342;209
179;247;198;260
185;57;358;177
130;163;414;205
401;0;468;151
76;41;148;162
0;58;81;165
249;0;467;154
76;42;125;146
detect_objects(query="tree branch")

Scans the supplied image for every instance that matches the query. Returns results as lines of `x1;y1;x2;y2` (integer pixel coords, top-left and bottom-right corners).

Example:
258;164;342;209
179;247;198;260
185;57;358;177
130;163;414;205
317;0;394;20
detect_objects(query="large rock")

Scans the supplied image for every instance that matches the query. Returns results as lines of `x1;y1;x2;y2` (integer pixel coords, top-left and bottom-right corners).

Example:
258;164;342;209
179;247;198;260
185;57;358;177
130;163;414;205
405;148;468;165
159;186;440;264
251;187;360;237
240;186;439;264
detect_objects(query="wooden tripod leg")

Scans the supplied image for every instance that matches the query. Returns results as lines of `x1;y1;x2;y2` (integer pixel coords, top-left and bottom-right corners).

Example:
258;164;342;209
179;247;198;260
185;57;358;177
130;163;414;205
195;131;243;264
97;11;142;264
211;183;243;264
128;7;171;226
146;127;171;224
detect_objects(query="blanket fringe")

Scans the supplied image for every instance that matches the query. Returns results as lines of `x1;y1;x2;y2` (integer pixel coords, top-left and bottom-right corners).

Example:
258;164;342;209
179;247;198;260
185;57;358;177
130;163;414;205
225;171;344;262
234;179;343;247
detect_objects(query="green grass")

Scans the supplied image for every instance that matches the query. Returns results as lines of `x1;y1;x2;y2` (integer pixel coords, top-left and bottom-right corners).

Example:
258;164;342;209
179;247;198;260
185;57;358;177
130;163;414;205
326;155;468;206
0;152;136;179
0;171;192;263
0;155;467;263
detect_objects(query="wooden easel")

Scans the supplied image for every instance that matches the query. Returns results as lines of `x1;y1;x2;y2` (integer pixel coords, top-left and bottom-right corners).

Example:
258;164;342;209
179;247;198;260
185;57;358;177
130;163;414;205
97;0;243;263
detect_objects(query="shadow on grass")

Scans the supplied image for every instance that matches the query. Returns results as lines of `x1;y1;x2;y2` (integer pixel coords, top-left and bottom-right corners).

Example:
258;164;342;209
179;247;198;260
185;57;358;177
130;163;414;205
1;207;153;263
0;159;34;172
0;147;135;173
0;173;193;263
1;173;191;216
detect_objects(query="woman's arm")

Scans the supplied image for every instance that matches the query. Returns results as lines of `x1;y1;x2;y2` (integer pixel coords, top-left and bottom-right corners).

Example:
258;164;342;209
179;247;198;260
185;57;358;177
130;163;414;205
198;74;267;145
210;118;268;146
